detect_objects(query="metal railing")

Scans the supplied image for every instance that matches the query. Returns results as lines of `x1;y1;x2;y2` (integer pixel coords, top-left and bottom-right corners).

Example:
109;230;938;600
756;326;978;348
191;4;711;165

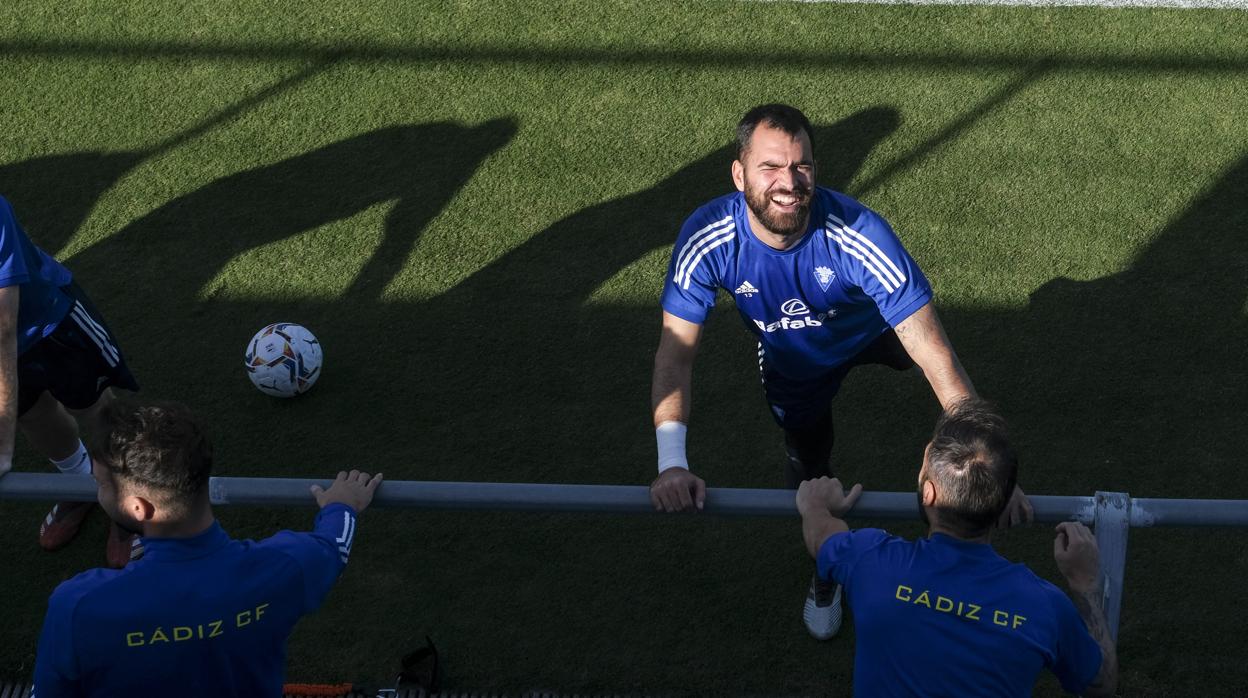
3;472;1247;642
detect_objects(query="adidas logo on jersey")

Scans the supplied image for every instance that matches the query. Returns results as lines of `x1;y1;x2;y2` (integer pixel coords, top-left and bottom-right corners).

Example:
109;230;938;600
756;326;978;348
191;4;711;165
735;281;759;297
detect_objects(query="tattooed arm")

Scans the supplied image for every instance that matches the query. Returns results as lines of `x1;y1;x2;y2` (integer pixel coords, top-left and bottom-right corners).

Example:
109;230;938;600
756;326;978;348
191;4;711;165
892;302;975;410
897;302;1035;526
1055;522;1119;697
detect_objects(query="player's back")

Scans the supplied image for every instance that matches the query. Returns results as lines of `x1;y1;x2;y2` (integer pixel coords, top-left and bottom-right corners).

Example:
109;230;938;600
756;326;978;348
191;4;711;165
40;519;343;697
822;529;1101;697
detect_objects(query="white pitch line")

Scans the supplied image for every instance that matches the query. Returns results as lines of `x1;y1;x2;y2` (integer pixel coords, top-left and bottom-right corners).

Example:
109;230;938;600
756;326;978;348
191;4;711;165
751;0;1247;8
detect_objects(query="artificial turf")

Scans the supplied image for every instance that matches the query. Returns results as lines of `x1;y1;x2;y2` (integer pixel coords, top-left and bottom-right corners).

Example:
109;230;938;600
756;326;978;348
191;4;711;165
0;1;1245;694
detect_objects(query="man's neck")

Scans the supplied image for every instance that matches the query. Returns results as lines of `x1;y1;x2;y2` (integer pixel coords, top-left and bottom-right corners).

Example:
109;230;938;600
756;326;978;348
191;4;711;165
745;207;809;251
142;505;216;539
927;523;993;546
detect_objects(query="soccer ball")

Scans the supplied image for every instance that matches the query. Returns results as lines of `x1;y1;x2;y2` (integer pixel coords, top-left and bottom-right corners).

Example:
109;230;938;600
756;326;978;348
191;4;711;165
244;323;322;398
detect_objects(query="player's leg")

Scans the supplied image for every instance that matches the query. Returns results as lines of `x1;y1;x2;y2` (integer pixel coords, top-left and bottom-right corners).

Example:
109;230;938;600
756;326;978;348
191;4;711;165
758;348;844;485
777;397;845;641
789;330;913;638
782;402;845;641
18;386;98;552
18;390;82;463
779;330;912;487
782;407;833;489
762;359;846;488
759;349;846;640
30;281;139;566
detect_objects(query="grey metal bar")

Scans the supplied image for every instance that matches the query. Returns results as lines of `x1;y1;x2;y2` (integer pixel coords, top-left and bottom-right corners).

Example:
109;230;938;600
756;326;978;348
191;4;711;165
1130;497;1248;527
1093;491;1130;642
0;473;98;502
0;473;1096;522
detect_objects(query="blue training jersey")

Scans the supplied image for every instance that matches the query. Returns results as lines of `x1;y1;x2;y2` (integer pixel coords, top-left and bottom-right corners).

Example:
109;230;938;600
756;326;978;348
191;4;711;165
818;529;1103;697
661;188;931;381
33;503;359;698
0;195;74;354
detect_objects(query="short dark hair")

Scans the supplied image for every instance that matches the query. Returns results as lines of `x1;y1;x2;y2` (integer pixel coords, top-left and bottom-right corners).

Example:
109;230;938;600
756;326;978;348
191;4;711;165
925;398;1018;537
89;400;213;508
736;104;815;160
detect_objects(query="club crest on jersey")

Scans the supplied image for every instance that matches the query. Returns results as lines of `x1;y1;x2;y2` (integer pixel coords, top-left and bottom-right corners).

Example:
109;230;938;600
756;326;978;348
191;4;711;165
814;266;836;291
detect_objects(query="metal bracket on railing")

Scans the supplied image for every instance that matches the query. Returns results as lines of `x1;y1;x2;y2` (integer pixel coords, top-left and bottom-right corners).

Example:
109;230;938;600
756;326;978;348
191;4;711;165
1093;491;1129;643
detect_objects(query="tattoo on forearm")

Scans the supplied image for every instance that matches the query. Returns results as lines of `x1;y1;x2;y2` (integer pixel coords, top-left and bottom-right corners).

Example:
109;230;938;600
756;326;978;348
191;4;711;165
1071;590;1109;641
1071;587;1117;689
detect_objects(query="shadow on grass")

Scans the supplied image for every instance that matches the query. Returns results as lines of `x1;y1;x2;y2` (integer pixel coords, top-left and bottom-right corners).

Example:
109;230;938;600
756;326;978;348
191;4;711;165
68;119;518;307
0;107;901;688
0;151;146;255
1;37;1245;74
0;60;335;257
2;112;1245;694
4;109;903;489
997;151;1248;495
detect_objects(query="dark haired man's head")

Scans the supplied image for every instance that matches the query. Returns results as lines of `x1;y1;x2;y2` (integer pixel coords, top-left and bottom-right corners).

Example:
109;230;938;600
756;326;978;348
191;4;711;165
918;398;1018;539
735;104;816;161
89;401;213;534
732;104;816;240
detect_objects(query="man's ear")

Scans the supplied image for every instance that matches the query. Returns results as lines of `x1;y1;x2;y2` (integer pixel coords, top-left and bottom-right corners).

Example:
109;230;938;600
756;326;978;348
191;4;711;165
731;159;745;192
921;479;937;508
122;493;157;523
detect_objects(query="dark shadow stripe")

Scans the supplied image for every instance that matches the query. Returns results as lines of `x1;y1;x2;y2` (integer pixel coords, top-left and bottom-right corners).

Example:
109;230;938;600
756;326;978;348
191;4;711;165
0;39;1245;74
854;62;1051;196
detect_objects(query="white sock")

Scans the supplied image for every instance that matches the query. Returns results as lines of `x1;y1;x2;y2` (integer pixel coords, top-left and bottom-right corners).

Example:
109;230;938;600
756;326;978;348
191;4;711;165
51;441;91;475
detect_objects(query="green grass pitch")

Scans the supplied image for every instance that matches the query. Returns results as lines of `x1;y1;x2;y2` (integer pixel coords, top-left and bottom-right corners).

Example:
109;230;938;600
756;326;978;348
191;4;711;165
0;1;1245;695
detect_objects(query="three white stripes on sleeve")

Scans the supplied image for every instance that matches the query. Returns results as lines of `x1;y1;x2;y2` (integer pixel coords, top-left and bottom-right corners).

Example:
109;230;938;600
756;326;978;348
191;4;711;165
824;213;907;293
671;212;906;295
673;216;735;290
334;511;356;564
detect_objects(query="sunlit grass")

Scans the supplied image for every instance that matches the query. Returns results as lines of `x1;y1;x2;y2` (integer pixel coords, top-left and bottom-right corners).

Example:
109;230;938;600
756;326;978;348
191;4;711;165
0;2;1245;694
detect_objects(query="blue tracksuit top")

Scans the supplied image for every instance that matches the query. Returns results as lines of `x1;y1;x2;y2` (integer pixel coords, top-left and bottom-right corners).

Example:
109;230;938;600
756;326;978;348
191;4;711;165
818;529;1103;696
33;503;358;697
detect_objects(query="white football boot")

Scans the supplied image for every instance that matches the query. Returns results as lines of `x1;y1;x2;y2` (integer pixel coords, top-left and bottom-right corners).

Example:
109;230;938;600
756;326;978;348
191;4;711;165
803;573;843;640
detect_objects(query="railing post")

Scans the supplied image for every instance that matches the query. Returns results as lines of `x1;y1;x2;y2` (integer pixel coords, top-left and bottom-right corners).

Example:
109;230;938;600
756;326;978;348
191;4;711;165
1093;491;1129;642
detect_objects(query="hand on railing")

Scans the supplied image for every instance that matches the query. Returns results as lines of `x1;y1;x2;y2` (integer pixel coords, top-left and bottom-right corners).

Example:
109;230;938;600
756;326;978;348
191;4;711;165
650;467;706;512
1054;521;1100;593
996;484;1035;528
311;470;384;513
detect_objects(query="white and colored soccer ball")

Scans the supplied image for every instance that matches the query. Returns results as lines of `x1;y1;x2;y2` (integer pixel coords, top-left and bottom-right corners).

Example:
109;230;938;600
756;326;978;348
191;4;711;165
244;323;322;398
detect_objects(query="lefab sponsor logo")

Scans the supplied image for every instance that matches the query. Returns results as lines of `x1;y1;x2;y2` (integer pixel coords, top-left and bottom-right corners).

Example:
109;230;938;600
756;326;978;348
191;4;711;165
781;299;809;316
754;298;834;333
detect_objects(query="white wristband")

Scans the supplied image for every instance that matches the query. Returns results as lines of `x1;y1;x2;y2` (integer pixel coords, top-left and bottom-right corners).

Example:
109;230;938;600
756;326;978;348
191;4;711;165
656;421;689;474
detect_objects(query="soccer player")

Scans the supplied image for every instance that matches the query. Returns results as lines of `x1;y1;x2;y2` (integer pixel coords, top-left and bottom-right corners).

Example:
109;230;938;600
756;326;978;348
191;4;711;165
649;104;1032;638
0;194;140;567
796;399;1117;697
33;399;383;696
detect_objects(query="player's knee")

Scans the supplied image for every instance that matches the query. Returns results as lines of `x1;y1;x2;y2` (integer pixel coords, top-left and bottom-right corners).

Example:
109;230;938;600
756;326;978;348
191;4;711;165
18;390;69;427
